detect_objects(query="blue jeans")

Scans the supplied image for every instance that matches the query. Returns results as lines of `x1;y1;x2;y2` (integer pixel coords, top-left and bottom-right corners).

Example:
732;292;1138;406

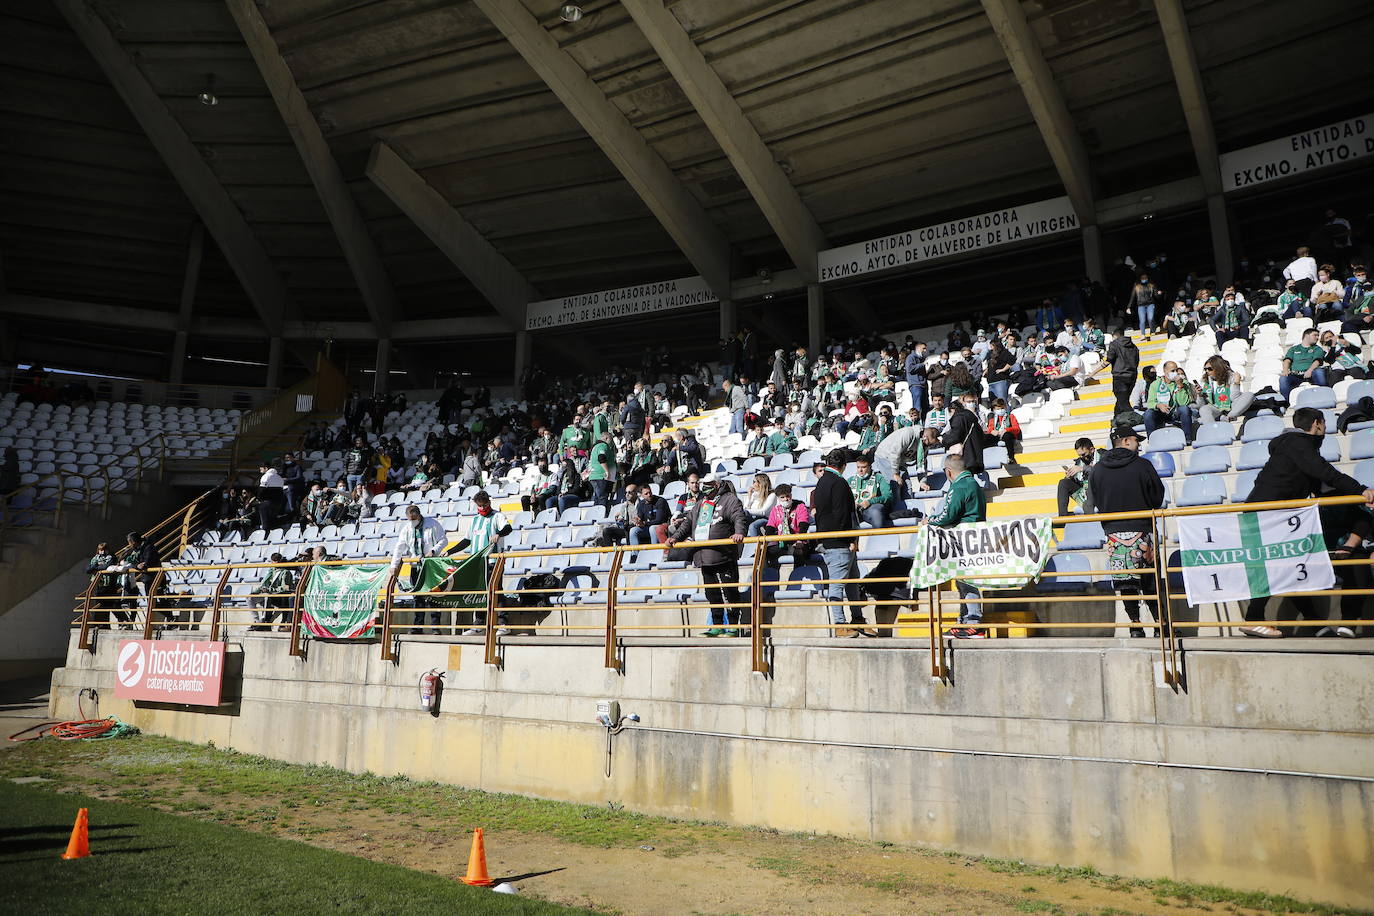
820;545;862;625
630;525;659;546
590;478;611;506
346;474;365;492
1137;303;1155;333
1279;369;1328;400
556;493;580;514
859;504;891;529
729;408;746;439
988;380;1010;403
907;381;927;416
1143;405;1195;442
956;580;982;624
747;517;769;538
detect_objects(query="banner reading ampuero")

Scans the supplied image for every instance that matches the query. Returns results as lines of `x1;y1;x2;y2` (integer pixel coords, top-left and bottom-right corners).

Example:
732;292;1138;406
907;518;1054;591
1177;505;1334;606
301;564;388;638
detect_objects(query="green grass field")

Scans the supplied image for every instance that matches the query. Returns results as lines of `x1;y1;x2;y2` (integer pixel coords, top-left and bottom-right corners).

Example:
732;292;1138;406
0;781;588;916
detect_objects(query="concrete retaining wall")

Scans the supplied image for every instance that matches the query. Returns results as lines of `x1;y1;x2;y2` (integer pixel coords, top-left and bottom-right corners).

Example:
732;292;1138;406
51;633;1374;908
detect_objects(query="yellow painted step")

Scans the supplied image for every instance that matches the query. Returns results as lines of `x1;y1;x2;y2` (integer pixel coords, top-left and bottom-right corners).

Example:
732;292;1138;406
997;471;1069;489
987;496;1058;519
1069;401;1116;416
1013;447;1079;464
1059;417;1117;434
1077;387;1113;400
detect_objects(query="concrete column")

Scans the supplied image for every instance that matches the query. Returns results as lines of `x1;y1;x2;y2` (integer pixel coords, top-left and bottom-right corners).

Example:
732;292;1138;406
513;330;533;389
719;298;737;342
265;336;283;389
373;337;391;396
169;222;204;386
1081;224;1104;284
1207;194;1234;287
807;284;824;358
169;330;189;385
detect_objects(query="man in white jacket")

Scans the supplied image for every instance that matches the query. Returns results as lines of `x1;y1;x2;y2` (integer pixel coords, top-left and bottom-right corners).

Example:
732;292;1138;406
390;504;449;633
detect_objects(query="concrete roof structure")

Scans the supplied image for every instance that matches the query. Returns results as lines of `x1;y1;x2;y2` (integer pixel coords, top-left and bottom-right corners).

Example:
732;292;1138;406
2;0;1371;385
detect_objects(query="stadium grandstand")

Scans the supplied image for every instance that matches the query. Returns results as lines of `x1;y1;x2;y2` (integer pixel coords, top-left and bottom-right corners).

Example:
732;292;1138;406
2;0;1374;910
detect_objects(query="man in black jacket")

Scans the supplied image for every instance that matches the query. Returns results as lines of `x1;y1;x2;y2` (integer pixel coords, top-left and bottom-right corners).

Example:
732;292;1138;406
1240;407;1374;637
667;476;748;637
1091;328;1141;417
1089;426;1166;636
812;450;873;637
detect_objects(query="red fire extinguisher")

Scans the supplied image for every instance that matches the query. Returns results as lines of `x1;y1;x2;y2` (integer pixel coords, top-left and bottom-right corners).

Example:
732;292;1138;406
419;669;444;711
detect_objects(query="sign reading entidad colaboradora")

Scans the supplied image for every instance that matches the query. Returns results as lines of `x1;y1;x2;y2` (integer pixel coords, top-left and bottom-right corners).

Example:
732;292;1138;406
526;276;719;331
818;196;1079;284
1220;112;1372;193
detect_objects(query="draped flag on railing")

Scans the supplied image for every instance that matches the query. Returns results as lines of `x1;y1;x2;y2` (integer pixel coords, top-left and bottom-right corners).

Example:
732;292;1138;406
301;564;387;638
907;518;1055;591
407;554;489;608
1177;505;1334;606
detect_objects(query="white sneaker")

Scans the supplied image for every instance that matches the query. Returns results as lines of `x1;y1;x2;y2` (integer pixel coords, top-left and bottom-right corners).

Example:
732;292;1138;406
495;627;510;636
1336;626;1356;638
461;628;482;636
1315;626;1336;637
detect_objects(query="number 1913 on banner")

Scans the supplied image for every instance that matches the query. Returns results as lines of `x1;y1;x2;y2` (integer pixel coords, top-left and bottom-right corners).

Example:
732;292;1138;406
1177;505;1334;606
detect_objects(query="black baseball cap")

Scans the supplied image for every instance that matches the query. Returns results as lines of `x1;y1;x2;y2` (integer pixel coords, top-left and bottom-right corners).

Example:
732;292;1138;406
1110;425;1139;442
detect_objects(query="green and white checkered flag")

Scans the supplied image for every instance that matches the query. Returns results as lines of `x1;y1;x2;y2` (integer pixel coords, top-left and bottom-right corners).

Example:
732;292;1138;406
908;518;1055;591
1177;505;1333;606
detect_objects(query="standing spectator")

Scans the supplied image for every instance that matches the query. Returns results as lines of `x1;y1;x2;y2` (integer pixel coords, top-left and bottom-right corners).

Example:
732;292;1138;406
454;491;513;636
1279;328;1329;401
848;456;892;529
927;454;987;639
666;476;748;638
0;446;21;503
873;424;927;499
279;453;305;514
249;553;296;631
1128;273;1158;336
120;530;159;624
84;541;120;623
1323;208;1354;265
812;450;873;638
344;436;374;492
390;504;449;633
1284;245;1318;298
1089;426;1165;637
941;394;985;474
257;464;285;531
984;340;1015;403
587;431;616;507
904;341;929;416
1144;361;1196;444
1238;408;1374;638
1091;328;1140;419
1056;437;1104;517
723;379;748;440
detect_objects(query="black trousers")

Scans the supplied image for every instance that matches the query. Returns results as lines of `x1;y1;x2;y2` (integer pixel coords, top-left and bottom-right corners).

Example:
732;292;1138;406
1111;375;1134;418
700;562;743;627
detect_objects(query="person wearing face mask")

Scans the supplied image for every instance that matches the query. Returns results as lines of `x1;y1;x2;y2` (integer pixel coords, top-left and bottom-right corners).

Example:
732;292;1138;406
1163;300;1196;339
940;395;985;474
984;398;1021;457
1311;264;1346;321
665;475;748;638
1057;437;1104;517
1046;346;1082;391
1089;427;1165;637
762;483;812;565
1239;408;1374;638
1128;274;1158;336
903;343;929;416
925;350;951;400
455;491;513;636
1209;293;1250;347
1144;361;1195;444
1340;275;1374;336
1318;330;1366;384
391;504;450;634
1055;320;1079;354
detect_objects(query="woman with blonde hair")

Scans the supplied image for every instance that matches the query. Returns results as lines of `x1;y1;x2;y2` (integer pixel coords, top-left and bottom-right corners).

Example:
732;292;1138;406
743;472;776;537
1194;355;1253;423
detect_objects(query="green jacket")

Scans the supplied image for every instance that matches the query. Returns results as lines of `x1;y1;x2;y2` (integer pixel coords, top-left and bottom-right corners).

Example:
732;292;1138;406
587;441;615;481
1147;379;1191;410
929;471;986;527
559;425;590;453
847;472;891;508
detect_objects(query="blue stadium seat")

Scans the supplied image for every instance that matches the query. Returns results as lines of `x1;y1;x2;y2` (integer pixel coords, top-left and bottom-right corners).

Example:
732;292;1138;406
1241;415;1285;443
1236;440;1270;470
654;571;702;603
1193;422;1235;448
1144;427;1186;452
982;446;1008;469
1350;430;1374;460
858;533;900;561
1231;469;1260;502
1320;436;1341;462
1176;476;1228;507
1146;451;1175;478
1039;554;1094;591
1184;446;1230;474
1293;387;1337;409
1056;521;1104;550
776;564;826;602
1355;459;1374;489
1345;380;1374;404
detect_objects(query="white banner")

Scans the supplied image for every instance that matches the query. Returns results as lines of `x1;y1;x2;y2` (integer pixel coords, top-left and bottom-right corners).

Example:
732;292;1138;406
525;275;718;331
1177;506;1334;606
818;197;1078;284
1220;113;1373;193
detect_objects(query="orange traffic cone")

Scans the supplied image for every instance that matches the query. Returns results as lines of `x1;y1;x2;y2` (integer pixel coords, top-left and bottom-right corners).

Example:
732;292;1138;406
61;808;90;860
460;827;493;886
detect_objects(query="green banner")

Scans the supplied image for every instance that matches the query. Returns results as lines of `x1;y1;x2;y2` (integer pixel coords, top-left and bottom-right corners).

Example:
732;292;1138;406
301;564;388;638
907;518;1054;591
409;555;489;609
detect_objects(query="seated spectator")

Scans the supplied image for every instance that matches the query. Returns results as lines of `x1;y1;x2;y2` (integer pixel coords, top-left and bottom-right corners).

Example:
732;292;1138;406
1144;361;1195;443
1319;330;1367;384
322;479;353;526
347;485;373;523
1279;328;1328;401
1278;278;1311;319
84;541;120;622
1079;318;1104;352
1129;365;1158;416
249;553;296;631
228;489;258;537
1046;346;1082;390
1249;292;1284;328
742;473;776;538
762;483;811;565
1341;276;1374;335
300;483;327;526
1056;437;1104;516
1311;264;1345;320
1342;264;1368;311
630;486;671;547
1194;356;1254;423
598;482;638;547
555;458;584;515
984;398;1020;456
522;457;558;512
1210;292;1249;347
848;456;892;528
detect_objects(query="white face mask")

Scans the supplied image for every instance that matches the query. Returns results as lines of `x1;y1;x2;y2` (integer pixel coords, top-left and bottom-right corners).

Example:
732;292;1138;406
1167;370;1180;381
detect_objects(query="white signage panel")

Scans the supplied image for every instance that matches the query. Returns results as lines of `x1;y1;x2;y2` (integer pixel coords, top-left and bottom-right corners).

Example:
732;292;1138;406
818;196;1078;284
1220;113;1373;193
525;276;718;331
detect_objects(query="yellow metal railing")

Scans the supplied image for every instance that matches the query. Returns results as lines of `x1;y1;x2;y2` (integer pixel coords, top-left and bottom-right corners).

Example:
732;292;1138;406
70;495;1374;688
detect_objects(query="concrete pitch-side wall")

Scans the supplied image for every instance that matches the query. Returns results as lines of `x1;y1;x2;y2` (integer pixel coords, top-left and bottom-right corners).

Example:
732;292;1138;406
51;635;1374;907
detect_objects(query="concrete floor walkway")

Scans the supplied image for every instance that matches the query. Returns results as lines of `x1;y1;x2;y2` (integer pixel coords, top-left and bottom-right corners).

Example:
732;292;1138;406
0;672;57;748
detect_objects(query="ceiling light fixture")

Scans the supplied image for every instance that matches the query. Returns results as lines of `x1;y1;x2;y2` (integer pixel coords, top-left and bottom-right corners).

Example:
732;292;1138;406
197;73;218;107
560;4;584;22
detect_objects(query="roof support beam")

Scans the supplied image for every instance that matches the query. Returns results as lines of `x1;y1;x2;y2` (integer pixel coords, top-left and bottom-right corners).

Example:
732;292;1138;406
471;0;732;300
226;0;397;335
1152;0;1234;284
54;0;299;342
169;221;204;385
618;0;878;331
979;0;1101;279
365;141;601;372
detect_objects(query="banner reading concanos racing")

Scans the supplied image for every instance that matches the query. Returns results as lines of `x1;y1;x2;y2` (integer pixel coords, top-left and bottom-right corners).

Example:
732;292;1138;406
408;554;489;608
301;564;388;638
907;518;1054;591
